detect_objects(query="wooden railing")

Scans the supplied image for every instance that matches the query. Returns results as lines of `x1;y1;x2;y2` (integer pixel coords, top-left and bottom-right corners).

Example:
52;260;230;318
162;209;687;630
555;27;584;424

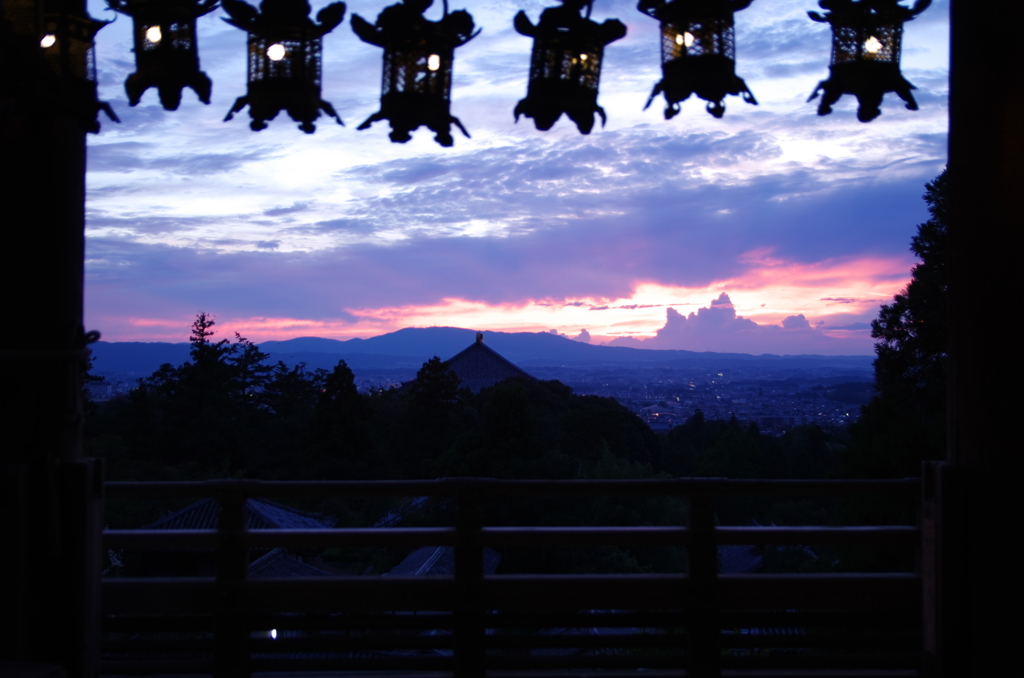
102;478;922;678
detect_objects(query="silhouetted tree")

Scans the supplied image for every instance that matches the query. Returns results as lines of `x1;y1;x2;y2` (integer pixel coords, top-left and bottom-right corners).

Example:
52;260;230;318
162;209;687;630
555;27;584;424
231;332;273;409
845;169;948;478
409;356;463;414
297;360;375;478
398;357;467;469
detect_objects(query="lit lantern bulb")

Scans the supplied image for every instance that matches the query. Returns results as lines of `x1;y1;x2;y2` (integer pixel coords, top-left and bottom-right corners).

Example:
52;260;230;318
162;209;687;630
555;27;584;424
40;34;56;48
267;43;287;61
864;36;882;54
145;25;162;44
676;31;694;48
427;54;440;71
580;53;587;62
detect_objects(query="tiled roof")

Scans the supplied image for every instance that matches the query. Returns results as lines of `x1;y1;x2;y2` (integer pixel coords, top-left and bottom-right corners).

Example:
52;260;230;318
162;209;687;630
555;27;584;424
444;335;534;393
373;496;434;527
718;544;764;574
142;497;335;530
249;548;334;577
248;498;336;529
386;546;503;576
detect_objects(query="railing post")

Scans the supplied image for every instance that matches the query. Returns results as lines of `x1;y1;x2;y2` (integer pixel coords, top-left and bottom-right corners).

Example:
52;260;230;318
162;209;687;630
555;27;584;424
921;461;968;678
453;484;485;678
214;489;249;678
687;487;720;678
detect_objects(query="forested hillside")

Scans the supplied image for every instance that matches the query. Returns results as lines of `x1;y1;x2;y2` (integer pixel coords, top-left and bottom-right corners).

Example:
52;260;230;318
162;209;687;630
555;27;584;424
89;313;861;574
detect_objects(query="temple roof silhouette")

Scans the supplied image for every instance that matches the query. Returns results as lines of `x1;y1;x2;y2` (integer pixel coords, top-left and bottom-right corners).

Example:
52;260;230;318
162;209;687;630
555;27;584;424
445;332;535;393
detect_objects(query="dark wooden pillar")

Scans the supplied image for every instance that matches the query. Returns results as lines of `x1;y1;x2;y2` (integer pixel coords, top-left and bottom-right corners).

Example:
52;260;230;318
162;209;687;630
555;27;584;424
939;0;1024;675
0;9;104;678
214;490;250;678
453;485;485;678
687;489;720;678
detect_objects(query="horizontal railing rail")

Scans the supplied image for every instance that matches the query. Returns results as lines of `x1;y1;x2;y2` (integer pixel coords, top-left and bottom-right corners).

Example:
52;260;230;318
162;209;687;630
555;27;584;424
105;477;920;498
101;477;922;678
104;525;919;549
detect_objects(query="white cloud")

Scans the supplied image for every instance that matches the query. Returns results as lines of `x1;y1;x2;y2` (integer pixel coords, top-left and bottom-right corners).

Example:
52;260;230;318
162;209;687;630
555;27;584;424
610;294;870;355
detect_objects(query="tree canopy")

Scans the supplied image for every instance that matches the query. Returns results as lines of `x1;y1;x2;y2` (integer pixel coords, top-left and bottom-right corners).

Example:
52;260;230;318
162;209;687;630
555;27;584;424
843;169;948;478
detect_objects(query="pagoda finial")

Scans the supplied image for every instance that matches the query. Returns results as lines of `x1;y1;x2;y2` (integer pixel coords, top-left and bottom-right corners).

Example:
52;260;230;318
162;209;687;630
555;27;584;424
476;332;484;343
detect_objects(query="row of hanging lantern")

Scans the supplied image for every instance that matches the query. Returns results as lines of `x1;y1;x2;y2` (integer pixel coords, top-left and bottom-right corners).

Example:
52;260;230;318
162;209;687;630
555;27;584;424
1;0;932;142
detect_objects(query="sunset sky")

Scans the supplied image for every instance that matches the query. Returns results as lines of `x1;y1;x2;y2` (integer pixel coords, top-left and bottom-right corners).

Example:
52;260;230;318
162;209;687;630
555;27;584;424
84;0;949;355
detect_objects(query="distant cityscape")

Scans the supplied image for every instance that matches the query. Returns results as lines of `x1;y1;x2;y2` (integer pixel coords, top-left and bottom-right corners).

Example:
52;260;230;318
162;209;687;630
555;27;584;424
491;365;869;433
88;363;873;435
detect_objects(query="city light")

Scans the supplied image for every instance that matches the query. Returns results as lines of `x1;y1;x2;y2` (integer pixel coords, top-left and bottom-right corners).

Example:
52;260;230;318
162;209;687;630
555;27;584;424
427;54;440;71
145;25;162;44
40;34;56;48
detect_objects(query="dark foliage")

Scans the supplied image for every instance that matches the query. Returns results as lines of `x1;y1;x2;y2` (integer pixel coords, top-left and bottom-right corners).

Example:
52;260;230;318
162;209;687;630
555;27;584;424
844;169;948;478
87;313;892;573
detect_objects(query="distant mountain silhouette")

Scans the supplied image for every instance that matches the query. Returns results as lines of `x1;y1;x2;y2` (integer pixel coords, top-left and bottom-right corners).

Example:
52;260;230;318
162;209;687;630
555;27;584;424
90;341;192;374
90;327;873;376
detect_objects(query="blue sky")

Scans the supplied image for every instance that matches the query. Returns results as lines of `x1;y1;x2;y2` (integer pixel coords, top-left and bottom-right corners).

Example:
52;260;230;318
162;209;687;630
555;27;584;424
84;0;949;354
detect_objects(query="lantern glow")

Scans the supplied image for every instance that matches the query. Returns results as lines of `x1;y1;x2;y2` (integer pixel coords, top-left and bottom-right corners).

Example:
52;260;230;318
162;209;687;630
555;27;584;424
352;0;480;147
266;43;286;60
807;0;931;122
107;0;219;110
638;0;757;119
513;0;626;135
33;3;119;132
223;0;347;133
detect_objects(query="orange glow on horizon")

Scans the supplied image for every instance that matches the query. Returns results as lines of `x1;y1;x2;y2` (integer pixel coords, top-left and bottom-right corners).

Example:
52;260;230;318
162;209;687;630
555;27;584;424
98;253;910;352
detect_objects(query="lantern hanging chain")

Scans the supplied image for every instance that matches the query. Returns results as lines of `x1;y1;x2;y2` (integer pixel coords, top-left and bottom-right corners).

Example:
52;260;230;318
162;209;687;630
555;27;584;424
586;0;592;20
443;0;448;17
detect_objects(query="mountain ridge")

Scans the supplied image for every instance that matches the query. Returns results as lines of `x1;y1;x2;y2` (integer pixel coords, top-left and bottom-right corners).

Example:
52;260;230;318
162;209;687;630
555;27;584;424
89;326;874;375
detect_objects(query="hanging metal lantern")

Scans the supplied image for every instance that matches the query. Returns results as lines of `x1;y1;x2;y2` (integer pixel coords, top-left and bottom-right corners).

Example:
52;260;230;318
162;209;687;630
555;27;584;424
223;0;346;133
14;0;120;131
352;0;479;147
637;0;756;119
106;0;218;111
808;0;930;122
38;0;107;82
513;0;625;135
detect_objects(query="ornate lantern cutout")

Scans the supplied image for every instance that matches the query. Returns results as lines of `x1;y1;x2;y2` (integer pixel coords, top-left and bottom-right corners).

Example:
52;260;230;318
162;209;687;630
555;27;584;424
223;0;346;133
637;0;756;119
808;0;930;122
513;0;625;135
352;0;479;147
106;0;218;111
